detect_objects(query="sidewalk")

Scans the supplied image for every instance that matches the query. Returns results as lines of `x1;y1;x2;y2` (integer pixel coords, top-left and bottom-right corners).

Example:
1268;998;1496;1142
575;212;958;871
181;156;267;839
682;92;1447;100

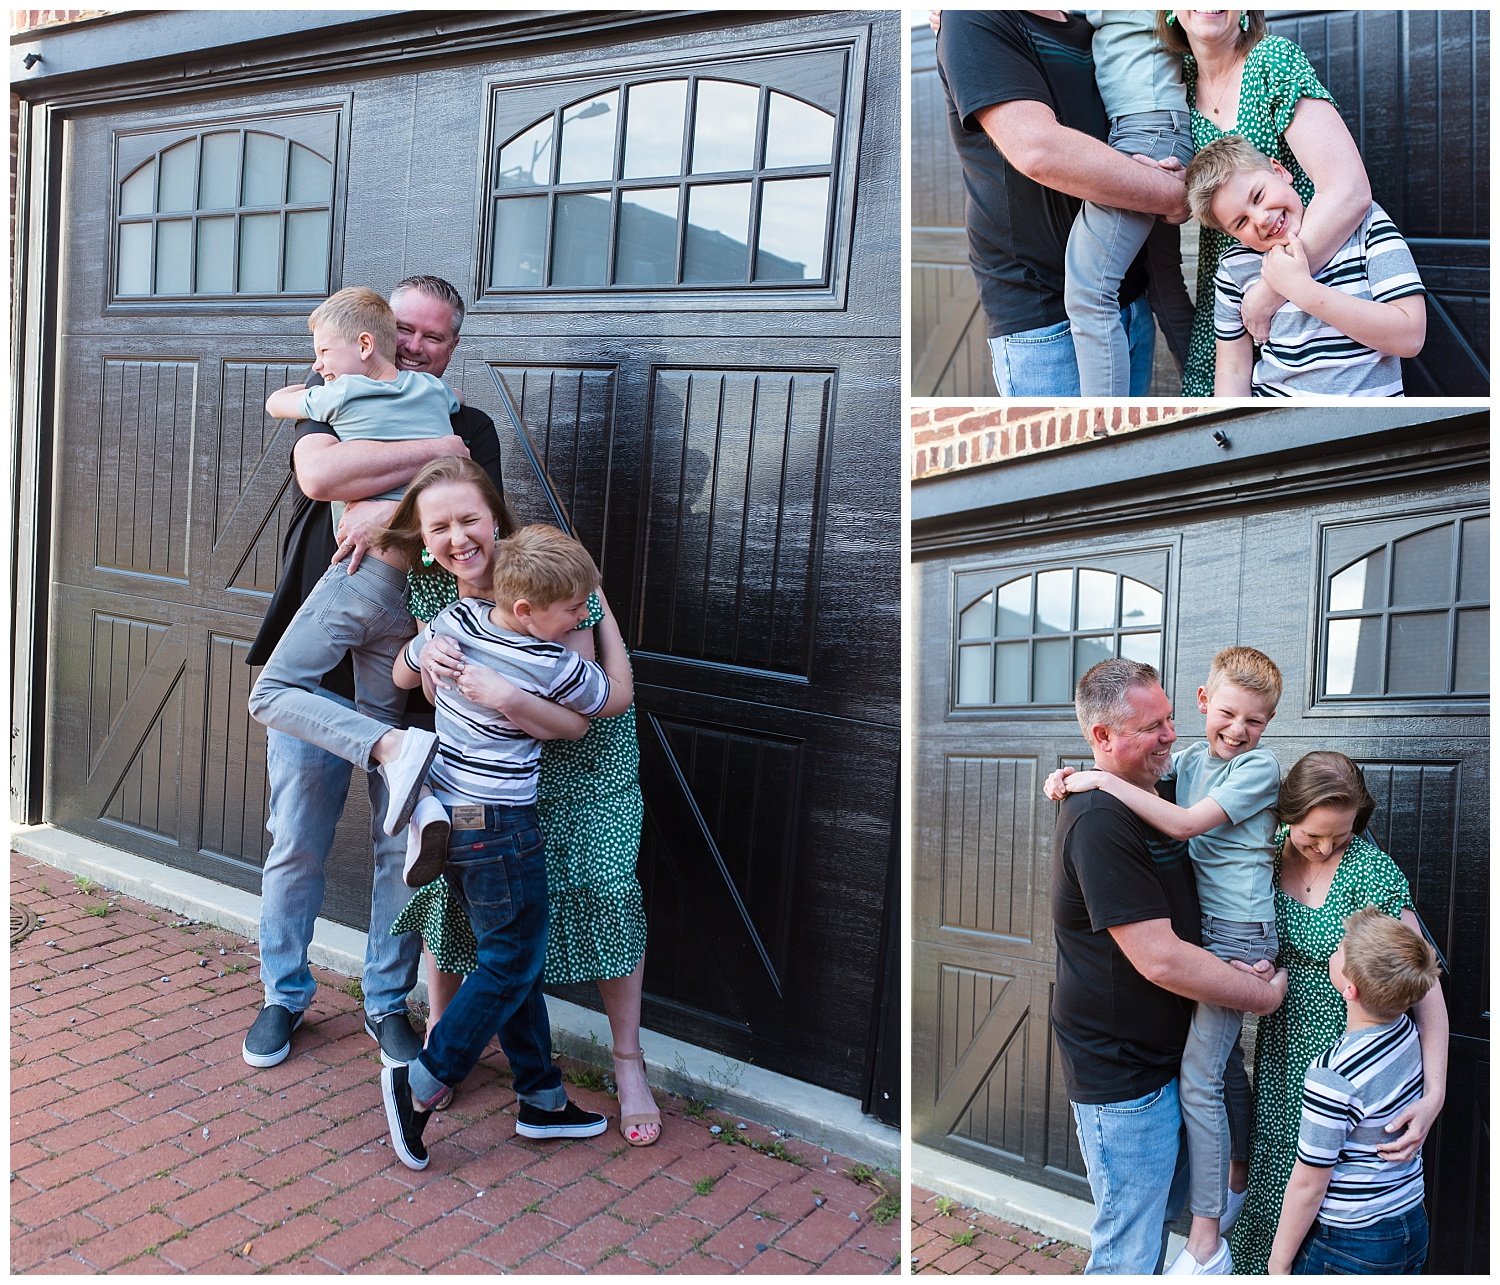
911;1188;1086;1275
10;852;901;1274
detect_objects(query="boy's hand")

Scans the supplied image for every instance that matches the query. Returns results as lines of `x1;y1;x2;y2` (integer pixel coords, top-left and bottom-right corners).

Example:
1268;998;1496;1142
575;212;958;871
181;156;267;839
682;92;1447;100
419;635;466;690
1259;233;1312;300
454;661;519;712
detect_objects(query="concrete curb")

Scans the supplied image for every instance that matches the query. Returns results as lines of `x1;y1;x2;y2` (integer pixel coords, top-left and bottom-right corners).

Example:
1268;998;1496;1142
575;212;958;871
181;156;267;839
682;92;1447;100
10;823;898;1174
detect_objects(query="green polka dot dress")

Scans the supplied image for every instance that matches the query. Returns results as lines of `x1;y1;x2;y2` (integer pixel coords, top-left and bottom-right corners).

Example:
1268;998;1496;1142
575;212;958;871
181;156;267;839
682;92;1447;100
1182;35;1338;395
1229;827;1412;1274
391;591;647;986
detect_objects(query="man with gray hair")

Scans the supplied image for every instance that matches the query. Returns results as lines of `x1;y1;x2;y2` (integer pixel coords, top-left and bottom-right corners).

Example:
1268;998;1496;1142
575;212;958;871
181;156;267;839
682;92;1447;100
1052;659;1288;1273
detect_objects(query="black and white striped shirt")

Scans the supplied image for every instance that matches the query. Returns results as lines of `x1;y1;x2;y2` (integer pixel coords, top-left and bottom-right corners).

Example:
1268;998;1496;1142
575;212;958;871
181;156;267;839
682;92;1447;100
405;598;609;807
1295;1013;1426;1228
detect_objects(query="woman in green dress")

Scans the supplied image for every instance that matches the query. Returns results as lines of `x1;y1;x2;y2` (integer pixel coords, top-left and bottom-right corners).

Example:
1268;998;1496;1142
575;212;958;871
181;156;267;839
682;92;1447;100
1161;10;1375;395
388;457;660;1146
1230;752;1447;1273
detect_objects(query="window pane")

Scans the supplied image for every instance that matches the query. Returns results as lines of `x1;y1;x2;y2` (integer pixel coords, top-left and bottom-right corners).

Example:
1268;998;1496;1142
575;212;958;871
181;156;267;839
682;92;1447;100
1074;634;1112;678
1388;613;1449;693
1121;577;1161;627
284;210;329;292
198;132;240;209
120;161;156;216
755;177;828;282
1459;516;1488;601
1329;550;1386;611
995;643;1028;703
997;579;1030;637
1455;608;1488;692
1326;618;1378;695
553;192;612;287
287;143;332;204
623;80;687;179
616;187;679;285
117;223;152;294
959;592;994;640
242;132;285;206
764;92;833;168
683;183;750;283
1034;638;1072;703
158;141;196;213
1034;569;1072;635
1391;526;1452;607
155;220;192;293
238;212;281;292
957;644;991;705
498;119;555;188
196;217;234;293
691;80;759;174
1076;569;1117;631
1120;631;1160;666
558;92;618;185
491;196;548;287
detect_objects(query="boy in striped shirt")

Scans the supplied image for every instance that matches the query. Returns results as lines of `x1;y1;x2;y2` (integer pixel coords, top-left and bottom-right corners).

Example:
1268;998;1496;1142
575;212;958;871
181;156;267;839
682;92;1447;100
380;525;634;1168
1185;136;1426;397
1268;907;1439;1274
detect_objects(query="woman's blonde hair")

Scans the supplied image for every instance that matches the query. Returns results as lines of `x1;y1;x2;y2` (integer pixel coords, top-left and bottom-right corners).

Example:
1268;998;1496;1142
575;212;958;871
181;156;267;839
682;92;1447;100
1277;750;1377;832
370;456;516;567
1156;10;1267;60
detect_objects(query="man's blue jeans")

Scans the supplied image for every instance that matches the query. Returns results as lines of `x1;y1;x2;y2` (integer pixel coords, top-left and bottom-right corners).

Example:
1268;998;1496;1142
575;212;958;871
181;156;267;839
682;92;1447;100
989;293;1155;396
1294;1206;1428;1274
406;803;567;1113
1072;1078;1189;1274
259;705;420;1019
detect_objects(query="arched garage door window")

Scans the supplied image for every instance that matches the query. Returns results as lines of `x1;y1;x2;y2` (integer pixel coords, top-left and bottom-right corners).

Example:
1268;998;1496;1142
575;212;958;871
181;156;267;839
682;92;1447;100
112;111;339;301
1319;510;1488;704
482;45;853;299
953;551;1169;710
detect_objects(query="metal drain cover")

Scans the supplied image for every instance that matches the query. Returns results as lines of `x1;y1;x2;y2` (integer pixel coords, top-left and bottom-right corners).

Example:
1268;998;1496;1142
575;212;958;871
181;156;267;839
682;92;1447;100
12;904;39;946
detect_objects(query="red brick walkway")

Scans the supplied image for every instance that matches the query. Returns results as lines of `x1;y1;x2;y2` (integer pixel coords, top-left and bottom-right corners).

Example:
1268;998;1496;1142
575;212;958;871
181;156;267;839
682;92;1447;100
10;853;900;1273
911;1187;1087;1275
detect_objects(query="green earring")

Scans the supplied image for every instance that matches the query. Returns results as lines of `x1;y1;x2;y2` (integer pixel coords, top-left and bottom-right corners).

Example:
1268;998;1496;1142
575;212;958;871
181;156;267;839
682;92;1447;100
1165;10;1175;25
1240;12;1250;31
420;547;435;567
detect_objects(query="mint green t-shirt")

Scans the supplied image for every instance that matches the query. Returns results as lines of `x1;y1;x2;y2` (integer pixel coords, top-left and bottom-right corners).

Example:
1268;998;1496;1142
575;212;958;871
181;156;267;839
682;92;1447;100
1086;10;1189;119
1172;740;1278;921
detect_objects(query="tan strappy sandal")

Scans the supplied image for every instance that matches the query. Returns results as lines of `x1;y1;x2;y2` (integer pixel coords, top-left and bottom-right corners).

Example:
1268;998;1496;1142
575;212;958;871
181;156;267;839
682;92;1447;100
612;1047;662;1147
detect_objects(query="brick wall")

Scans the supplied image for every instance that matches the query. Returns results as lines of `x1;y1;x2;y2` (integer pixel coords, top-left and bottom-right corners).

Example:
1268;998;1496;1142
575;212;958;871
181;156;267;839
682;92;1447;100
910;403;1213;479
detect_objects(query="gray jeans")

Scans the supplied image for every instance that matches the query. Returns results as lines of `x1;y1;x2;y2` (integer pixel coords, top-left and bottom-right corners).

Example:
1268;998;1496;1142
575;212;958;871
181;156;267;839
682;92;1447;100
247;556;417;769
1064;108;1196;395
1180;914;1278;1220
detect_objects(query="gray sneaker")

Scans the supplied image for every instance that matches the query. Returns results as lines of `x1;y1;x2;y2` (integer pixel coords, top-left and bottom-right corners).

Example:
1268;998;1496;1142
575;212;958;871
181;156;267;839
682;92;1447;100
364;1010;421;1066
243;1004;303;1067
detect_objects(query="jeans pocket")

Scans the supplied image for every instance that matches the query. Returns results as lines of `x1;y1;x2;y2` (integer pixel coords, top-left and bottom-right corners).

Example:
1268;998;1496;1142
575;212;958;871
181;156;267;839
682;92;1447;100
316;573;397;645
1097;1085;1167;1116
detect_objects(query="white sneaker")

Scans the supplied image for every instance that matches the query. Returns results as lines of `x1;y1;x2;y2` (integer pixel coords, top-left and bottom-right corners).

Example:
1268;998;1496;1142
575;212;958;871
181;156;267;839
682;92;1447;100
403;790;450;888
1165;1240;1232;1275
1222;1186;1248;1232
380;728;439;835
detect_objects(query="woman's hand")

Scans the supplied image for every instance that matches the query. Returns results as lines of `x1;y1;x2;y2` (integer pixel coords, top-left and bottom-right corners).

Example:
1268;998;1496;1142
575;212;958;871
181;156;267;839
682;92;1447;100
1042;766;1075;801
1240;277;1288;343
1376;1091;1442;1163
454;661;519;713
420;635;466;691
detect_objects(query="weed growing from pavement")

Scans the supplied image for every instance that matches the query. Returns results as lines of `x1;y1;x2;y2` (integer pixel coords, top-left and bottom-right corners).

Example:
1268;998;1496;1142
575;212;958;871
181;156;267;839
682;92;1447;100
933;1195;958;1216
341;979;364;1002
952;1228;977;1247
566;1064;607;1092
223;963;247;975
85;903;111;917
36;882;49;895
871;1192;901;1225
693;1176;717;1195
73;876;99;895
683;1097;711;1120
523;1200;542;1214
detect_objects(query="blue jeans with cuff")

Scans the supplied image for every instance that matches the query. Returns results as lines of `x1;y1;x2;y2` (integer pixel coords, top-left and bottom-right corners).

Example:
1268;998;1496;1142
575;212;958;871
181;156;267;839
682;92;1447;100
1294;1205;1429;1274
1072;1077;1189;1274
405;802;567;1113
989;293;1155;397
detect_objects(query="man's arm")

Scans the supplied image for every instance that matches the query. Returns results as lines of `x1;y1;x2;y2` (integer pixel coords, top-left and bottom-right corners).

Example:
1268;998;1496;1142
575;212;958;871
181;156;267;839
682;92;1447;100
977;99;1188;219
1109;918;1288;1014
1267;1160;1332;1274
1214;336;1255;395
291;433;470;503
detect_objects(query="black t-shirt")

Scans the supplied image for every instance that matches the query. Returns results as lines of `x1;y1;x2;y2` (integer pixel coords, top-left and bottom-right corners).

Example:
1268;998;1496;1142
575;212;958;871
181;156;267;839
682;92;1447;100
244;399;505;719
1050;787;1200;1104
935;9;1147;337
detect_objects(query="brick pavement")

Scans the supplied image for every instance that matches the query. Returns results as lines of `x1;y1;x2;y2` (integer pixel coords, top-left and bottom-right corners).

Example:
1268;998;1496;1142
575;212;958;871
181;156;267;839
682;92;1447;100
10;853;901;1273
911;1188;1087;1275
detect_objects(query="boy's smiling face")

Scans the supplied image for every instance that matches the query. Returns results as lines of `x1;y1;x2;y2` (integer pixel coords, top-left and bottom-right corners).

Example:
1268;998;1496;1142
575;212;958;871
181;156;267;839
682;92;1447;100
1209;159;1306;251
1197;679;1276;761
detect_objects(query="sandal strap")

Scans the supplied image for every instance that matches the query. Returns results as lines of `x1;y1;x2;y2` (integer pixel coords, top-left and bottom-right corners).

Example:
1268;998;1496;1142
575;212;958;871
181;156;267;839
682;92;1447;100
611;1047;646;1061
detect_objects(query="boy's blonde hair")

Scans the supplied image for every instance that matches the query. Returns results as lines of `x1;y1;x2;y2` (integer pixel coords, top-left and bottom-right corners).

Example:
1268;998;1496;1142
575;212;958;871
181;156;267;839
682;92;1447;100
1185;135;1278;234
493;524;599;610
308;286;397;361
1340;906;1438;1022
1205;645;1282;708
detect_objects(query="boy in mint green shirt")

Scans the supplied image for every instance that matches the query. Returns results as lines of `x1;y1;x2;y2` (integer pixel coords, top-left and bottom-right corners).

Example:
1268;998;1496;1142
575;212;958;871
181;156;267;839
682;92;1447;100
1047;646;1283;1274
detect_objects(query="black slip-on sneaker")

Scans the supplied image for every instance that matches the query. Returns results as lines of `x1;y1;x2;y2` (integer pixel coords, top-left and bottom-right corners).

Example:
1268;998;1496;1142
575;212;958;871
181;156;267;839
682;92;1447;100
242;1004;304;1068
381;1064;431;1170
514;1099;609;1140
